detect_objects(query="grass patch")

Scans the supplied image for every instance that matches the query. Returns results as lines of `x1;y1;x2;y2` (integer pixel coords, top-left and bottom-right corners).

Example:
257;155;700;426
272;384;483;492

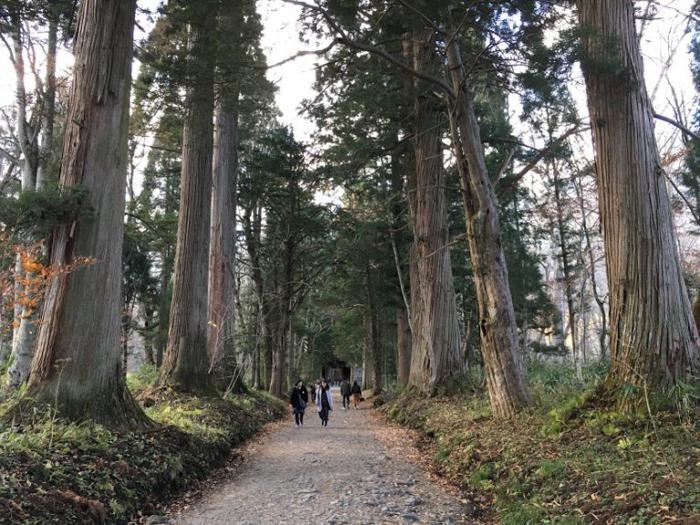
0;385;285;524
381;361;700;524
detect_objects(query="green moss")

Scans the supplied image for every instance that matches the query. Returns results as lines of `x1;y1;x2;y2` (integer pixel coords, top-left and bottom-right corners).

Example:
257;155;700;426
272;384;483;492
0;390;286;524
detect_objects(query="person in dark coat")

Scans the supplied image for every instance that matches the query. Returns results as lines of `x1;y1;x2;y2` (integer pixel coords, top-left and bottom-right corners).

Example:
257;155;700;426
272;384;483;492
350;380;362;409
290;380;309;427
315;378;334;427
340;379;352;409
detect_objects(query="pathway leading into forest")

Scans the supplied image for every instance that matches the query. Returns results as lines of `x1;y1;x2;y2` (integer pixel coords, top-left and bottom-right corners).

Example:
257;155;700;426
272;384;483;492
168;389;473;525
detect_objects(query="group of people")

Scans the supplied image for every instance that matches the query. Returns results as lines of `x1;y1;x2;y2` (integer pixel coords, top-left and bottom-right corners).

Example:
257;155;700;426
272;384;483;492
289;378;363;427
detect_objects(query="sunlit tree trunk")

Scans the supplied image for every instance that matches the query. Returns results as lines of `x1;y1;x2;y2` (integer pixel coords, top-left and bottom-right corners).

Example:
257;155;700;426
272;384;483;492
578;0;699;407
160;4;217;392
406;30;463;395
446;35;530;418
26;0;147;427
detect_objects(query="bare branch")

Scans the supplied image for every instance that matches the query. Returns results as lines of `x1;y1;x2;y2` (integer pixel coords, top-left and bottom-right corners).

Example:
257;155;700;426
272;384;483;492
262;38;340;70
497;125;586;194
654;113;700;142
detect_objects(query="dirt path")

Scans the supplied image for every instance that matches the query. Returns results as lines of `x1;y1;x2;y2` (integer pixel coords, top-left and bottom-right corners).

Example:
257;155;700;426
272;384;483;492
168;389;471;525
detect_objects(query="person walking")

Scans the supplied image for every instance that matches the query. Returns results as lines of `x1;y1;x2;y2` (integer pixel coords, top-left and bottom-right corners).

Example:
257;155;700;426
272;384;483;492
309;381;316;405
290;380;309;427
350;380;362;409
315;378;333;427
340;379;351;409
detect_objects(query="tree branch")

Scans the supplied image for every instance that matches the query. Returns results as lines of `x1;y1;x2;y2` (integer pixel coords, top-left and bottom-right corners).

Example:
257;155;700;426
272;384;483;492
282;0;455;98
497;125;586;195
654;112;700;142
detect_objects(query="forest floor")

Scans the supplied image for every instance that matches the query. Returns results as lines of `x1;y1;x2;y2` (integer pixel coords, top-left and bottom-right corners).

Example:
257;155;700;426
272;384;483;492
0;370;286;524
381;367;700;525
167;388;477;525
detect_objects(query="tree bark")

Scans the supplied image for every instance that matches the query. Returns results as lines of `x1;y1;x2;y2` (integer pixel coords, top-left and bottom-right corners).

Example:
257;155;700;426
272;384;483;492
160;4;217;393
445;36;530;418
362;311;373;389
406;30;464;396
267;263;286;397
396;307;411;387
25;0;147;428
365;261;382;394
208;86;240;381
578;0;699;406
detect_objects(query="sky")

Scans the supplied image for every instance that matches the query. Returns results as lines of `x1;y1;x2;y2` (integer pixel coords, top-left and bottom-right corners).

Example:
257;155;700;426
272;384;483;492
0;1;697;151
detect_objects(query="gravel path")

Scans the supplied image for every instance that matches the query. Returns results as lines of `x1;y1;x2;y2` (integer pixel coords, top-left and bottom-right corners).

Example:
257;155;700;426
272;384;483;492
169;389;471;525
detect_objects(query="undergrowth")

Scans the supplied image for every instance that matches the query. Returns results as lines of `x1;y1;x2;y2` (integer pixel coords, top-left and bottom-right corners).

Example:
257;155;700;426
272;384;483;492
0;376;285;524
382;360;700;525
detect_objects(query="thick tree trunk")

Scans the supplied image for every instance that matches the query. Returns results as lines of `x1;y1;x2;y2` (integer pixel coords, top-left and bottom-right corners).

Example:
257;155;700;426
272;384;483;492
578;0;699;406
208;87;240;383
365;262;382;394
396;307;411;387
406;30;463;395
268;266;287;397
445;37;530;418
25;0;146;428
160;6;217;393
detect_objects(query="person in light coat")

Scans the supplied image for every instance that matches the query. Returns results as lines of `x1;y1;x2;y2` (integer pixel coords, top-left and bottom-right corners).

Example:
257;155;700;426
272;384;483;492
315;378;334;427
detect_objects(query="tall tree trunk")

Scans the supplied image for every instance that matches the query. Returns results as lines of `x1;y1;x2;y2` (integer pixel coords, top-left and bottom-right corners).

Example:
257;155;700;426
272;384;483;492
365;262;382;394
25;0;146;427
574;174;608;360
10;7;60;388
396;307;411;387
37;4;58;189
362;312;373;389
268;265;285;397
445;36;530;418
406;30;463;395
578;0;699;406
160;4;217;392
551;161;580;379
208;87;240;381
7;7;41;388
208;3;242;389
